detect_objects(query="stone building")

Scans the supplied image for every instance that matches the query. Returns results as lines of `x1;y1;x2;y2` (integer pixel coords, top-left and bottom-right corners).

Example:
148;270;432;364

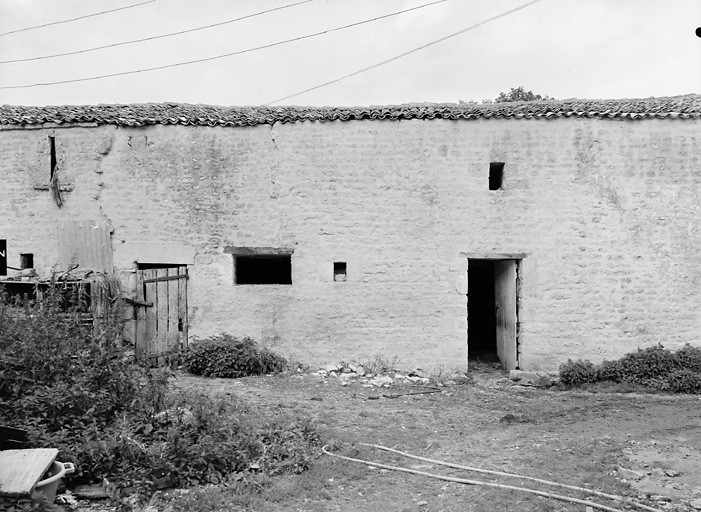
0;96;699;371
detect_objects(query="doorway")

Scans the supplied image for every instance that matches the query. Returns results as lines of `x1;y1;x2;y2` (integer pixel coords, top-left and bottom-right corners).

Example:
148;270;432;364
467;258;520;370
134;263;189;366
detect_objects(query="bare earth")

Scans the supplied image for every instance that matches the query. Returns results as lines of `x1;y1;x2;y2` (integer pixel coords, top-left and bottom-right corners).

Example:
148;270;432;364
166;369;701;512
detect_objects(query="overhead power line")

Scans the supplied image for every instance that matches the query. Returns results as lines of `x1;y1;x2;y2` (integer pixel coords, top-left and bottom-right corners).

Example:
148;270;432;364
0;0;156;38
0;0;314;65
0;0;446;90
267;0;543;105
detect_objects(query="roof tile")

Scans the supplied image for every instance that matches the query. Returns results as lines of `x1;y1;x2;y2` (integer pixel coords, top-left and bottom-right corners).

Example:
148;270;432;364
0;95;699;127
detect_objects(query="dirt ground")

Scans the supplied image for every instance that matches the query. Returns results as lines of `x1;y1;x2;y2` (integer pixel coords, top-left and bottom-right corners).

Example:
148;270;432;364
163;367;701;512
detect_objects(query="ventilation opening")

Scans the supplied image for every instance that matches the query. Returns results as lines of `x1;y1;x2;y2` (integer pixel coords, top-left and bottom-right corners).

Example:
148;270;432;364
235;255;291;285
20;253;34;269
334;262;347;282
489;162;504;190
49;136;57;180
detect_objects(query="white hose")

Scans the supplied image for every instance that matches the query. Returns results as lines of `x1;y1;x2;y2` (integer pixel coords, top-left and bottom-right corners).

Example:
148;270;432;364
322;445;663;512
361;443;663;512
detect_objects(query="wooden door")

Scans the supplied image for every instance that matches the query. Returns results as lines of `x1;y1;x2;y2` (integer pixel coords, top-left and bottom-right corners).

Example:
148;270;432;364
135;265;188;366
494;260;518;370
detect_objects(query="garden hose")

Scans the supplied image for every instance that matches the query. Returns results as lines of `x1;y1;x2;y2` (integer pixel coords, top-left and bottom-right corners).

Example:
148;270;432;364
322;444;664;512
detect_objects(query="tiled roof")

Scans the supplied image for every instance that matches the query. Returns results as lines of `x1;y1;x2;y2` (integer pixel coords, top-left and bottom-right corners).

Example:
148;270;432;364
1;95;699;127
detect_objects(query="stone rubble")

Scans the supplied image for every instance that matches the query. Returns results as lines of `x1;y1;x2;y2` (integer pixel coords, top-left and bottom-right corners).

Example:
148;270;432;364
308;361;446;388
508;370;555;388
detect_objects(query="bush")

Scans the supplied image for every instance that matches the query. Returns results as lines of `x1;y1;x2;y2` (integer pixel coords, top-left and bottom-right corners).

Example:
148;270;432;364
69;393;320;493
183;334;287;378
666;369;701;394
674;344;701;373
596;359;624;382
559;359;597;386
616;345;679;381
559;344;701;393
0;290;171;484
0;291;320;503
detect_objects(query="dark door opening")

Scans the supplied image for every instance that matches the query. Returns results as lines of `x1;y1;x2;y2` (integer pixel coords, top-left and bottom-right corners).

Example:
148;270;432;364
468;258;520;370
467;260;497;362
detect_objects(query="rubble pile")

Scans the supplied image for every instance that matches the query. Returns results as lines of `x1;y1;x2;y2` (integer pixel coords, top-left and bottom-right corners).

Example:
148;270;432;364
306;362;464;388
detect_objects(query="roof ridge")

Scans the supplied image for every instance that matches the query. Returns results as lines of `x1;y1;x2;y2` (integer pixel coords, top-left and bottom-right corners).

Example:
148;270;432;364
1;94;700;127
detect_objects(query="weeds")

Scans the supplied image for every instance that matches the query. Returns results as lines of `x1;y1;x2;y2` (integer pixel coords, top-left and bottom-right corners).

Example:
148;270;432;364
0;290;321;508
361;354;400;375
559;344;701;393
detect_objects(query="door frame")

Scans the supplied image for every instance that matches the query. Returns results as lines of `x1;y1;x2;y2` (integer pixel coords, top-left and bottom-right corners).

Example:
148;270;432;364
462;252;525;370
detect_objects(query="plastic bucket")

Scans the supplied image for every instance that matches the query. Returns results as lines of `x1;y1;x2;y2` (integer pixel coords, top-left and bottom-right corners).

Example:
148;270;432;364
33;461;75;502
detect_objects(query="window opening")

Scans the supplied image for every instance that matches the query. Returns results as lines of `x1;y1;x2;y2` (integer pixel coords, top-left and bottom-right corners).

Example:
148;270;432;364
49;136;57;180
0;240;6;276
235;255;291;285
20;253;34;269
489;162;504;190
334;262;347;282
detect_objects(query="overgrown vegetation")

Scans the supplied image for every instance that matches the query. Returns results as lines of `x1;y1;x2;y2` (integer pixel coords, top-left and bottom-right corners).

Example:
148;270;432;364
360;354;400;376
183;333;287;378
559;344;701;393
0;290;320;508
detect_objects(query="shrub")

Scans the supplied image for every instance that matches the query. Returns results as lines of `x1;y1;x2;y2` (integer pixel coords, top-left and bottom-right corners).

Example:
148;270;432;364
559;359;597;386
596;359;624;382
674;344;701;373
666;369;701;394
616;344;679;381
559;344;701;393
0;291;320;503
183;334;287;378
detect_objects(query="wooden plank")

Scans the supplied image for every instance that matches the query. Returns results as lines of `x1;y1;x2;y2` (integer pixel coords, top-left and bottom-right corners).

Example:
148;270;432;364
494;260;518;370
224;246;294;256
134;270;149;362
461;252;528;260
122;297;153;307
167;268;180;366
0;449;58;497
178;265;188;352
142;274;189;284
144;269;158;363
155;268;169;366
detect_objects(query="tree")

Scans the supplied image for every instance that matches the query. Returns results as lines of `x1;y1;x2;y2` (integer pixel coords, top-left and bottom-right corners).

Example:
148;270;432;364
494;86;554;103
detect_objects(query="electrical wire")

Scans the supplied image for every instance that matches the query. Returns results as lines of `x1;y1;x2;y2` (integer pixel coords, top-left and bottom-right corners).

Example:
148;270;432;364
0;0;156;38
0;0;314;65
0;0;446;90
267;0;542;104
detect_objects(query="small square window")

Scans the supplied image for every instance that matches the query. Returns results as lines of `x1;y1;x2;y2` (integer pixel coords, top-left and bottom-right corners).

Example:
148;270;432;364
20;253;34;269
489;162;505;190
334;262;347;282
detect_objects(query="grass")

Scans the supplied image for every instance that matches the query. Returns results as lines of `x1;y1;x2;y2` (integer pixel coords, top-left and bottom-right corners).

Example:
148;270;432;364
361;354;401;375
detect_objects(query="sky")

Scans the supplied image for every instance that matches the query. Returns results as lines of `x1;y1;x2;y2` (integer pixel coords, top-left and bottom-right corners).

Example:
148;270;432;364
0;0;699;107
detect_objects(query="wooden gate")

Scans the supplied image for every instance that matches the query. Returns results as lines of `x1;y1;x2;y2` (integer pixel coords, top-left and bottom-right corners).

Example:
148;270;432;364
135;265;188;366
